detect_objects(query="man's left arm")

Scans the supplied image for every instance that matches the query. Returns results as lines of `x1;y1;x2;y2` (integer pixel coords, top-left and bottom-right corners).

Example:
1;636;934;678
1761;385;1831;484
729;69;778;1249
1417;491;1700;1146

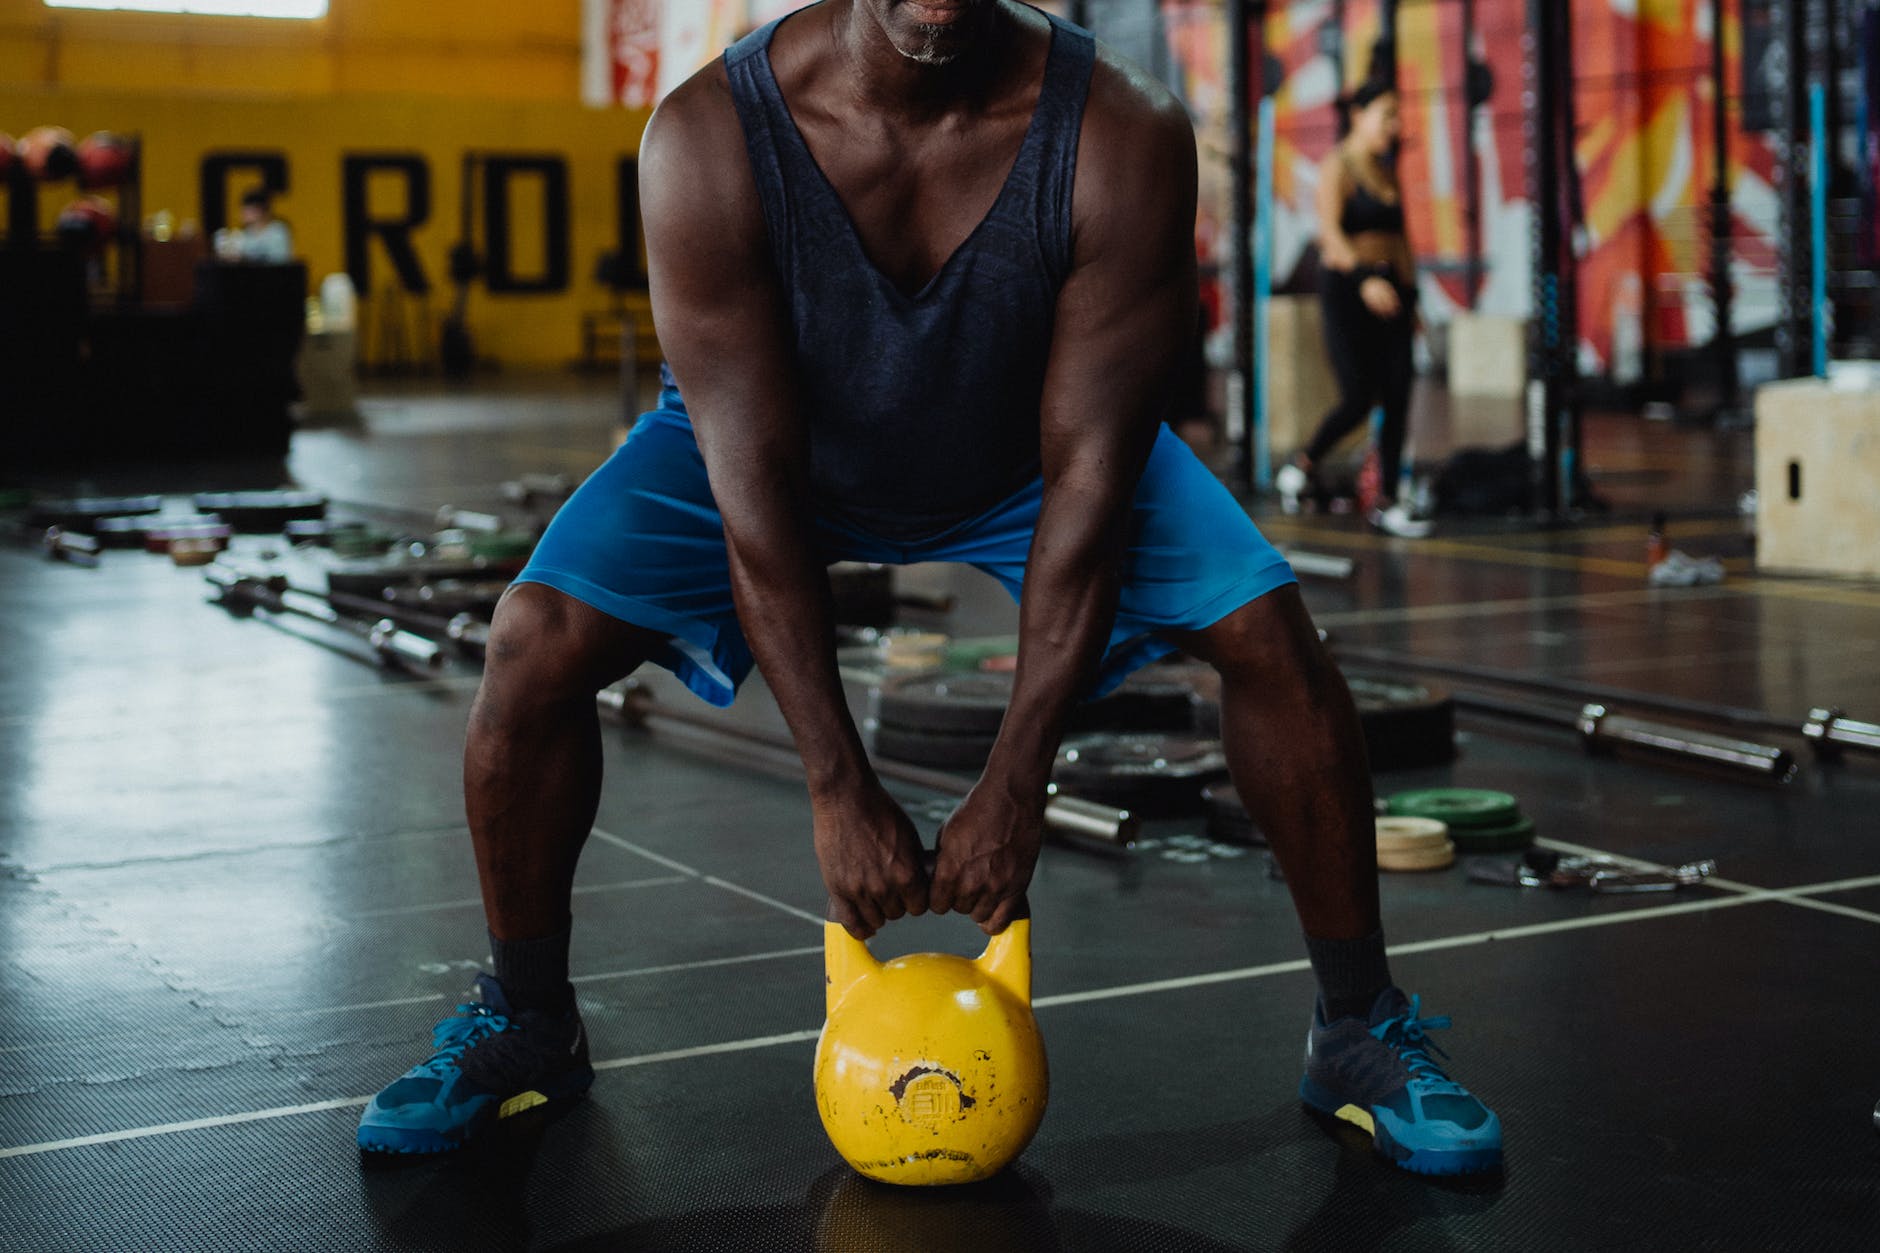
930;71;1199;932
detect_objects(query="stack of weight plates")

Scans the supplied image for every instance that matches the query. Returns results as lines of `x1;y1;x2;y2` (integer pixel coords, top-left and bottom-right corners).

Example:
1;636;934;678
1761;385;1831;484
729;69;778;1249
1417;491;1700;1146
872;673;1011;769
872;666;1209;773
1385;788;1535;854
1375;816;1456;871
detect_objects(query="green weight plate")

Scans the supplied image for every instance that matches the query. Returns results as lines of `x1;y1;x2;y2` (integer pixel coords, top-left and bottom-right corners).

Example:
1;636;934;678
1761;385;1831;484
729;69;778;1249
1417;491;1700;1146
1447;815;1537;853
469;532;538;562
1386;788;1521;829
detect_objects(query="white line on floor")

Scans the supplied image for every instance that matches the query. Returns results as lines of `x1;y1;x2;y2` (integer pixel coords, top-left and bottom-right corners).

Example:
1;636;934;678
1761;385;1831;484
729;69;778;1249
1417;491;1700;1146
4;870;1858;1161
702;876;825;927
571;945;824;985
0;1097;376;1160
588;828;703;878
590;826;825;927
347;875;690;921
590;1029;823;1073
271;993;449;1018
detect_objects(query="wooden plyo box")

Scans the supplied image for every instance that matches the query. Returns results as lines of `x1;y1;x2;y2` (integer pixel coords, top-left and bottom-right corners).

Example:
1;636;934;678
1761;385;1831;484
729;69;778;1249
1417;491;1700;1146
1447;312;1527;399
1754;376;1880;579
1264;295;1343;456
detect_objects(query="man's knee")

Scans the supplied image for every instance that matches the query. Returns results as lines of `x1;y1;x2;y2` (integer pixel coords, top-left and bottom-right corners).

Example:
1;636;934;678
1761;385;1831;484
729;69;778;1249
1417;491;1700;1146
1183;585;1328;687
482;583;646;700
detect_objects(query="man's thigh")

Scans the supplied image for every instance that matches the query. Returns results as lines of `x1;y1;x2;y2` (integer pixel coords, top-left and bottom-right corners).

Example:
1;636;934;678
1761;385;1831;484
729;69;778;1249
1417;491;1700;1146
513;412;752;706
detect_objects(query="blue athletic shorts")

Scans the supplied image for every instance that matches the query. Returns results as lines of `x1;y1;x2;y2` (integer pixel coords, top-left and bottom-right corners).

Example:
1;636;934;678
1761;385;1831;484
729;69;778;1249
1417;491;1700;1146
515;391;1296;708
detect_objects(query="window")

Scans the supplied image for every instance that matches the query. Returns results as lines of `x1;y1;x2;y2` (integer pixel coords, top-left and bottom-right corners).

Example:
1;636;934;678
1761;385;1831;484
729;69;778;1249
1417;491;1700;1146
46;1;327;17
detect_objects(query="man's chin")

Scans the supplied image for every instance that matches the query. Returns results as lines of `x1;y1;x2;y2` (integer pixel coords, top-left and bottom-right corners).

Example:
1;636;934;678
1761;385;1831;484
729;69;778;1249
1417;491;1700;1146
886;0;988;65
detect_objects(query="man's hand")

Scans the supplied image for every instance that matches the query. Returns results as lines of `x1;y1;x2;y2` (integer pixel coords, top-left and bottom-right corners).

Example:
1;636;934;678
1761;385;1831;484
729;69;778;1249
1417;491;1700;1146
814;781;930;940
929;785;1046;934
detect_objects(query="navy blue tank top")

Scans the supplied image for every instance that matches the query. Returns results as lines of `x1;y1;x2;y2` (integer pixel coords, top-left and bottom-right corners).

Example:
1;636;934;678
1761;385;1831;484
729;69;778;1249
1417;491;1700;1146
718;9;1095;541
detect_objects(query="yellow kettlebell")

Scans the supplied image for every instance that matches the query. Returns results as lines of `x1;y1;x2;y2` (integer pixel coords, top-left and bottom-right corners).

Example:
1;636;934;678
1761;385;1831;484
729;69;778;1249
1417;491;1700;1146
813;913;1049;1186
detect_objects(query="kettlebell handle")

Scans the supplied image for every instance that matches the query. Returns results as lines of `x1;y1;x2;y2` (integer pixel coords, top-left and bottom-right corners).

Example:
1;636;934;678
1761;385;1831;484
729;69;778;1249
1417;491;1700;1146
821;848;1032;929
821;848;1034;1014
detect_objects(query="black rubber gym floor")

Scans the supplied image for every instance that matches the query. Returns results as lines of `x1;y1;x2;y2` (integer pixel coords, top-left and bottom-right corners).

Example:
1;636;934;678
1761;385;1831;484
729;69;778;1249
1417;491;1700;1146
4;380;1879;1250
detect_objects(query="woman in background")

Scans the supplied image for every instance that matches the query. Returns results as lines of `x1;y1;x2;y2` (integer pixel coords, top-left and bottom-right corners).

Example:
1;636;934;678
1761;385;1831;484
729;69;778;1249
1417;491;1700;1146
1278;80;1429;537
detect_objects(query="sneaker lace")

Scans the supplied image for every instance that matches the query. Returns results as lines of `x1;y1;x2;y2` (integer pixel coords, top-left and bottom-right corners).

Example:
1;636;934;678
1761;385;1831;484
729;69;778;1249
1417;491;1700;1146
1370;994;1457;1087
414;1002;510;1078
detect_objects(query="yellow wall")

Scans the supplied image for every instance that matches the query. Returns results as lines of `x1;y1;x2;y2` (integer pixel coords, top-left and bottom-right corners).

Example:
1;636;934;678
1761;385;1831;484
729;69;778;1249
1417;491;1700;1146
0;0;585;100
1;0;657;367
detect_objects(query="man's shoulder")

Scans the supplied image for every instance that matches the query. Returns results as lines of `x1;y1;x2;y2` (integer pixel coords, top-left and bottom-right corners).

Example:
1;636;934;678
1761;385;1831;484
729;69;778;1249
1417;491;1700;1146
643;59;741;160
1082;39;1193;149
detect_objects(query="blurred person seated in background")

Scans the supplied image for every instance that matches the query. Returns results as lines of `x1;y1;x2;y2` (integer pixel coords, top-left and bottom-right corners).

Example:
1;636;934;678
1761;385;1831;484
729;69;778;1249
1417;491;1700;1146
214;188;294;264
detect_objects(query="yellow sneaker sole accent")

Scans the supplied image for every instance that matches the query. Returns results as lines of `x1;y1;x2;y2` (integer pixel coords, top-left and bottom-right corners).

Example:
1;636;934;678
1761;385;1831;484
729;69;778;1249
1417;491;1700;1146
498;1090;547;1119
1334;1104;1376;1135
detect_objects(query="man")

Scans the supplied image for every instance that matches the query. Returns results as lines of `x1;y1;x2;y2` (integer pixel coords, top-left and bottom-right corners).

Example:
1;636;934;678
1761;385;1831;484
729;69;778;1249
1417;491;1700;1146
357;0;1502;1176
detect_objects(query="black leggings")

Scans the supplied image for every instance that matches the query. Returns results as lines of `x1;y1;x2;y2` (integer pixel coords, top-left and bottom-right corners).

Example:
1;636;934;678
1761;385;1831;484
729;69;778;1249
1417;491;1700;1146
1304;269;1414;497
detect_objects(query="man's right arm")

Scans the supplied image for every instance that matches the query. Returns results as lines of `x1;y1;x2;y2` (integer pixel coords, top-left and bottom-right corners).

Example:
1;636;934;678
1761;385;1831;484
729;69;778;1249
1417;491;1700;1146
638;69;928;938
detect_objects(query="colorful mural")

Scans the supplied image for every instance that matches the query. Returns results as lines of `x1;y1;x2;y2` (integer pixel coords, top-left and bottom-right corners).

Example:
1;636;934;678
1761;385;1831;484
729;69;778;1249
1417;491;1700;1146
1235;0;1782;378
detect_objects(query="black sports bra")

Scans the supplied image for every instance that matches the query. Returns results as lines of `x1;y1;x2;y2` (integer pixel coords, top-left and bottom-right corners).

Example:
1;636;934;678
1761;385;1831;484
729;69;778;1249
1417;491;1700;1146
1339;155;1405;236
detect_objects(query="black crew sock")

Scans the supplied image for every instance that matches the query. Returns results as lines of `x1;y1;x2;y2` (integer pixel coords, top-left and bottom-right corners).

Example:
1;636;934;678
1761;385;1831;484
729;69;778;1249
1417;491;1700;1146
489;924;576;1017
1304;929;1393;1022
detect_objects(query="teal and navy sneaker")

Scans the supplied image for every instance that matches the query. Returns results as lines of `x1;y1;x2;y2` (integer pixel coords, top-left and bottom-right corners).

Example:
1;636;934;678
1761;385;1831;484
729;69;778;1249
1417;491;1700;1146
1298;987;1503;1176
357;974;593;1154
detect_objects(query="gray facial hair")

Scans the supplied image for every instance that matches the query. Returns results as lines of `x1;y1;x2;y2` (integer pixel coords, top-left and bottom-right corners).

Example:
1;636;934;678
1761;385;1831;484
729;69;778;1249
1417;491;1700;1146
896;21;959;65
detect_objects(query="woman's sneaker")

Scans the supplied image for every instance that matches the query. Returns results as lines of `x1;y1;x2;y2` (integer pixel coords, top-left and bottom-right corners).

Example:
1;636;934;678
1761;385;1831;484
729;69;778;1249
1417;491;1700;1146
1299;987;1503;1176
1368;501;1433;539
1275;462;1310;514
357;974;593;1154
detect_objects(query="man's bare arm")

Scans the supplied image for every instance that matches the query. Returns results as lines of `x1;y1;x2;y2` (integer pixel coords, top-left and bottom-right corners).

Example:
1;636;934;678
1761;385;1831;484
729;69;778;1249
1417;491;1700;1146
640;69;926;938
931;60;1199;931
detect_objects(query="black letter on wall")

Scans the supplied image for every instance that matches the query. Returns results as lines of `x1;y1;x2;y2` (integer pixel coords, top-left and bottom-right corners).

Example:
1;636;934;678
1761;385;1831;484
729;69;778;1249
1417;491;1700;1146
343;154;432;295
482;155;570;295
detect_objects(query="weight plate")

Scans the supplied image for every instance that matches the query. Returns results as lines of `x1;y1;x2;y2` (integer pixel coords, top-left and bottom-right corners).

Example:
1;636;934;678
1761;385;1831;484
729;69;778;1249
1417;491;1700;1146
877;672;1013;734
1346;673;1458;771
1192;669;1456;771
1375;816;1449;850
1053;734;1229;817
1386;788;1522;829
1377;838;1457;873
872;723;998;770
1072;670;1205;734
1447;814;1537;853
1057;734;1225;777
94;515;158;549
467;531;537;563
191;490;327;531
30;494;163;530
